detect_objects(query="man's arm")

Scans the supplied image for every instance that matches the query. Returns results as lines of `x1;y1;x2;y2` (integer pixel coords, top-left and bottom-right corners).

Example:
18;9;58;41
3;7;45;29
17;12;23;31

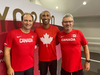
4;46;14;75
83;45;90;72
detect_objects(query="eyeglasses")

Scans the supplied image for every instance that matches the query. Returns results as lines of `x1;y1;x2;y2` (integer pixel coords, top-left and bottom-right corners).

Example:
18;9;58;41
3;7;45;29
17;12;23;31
63;21;73;23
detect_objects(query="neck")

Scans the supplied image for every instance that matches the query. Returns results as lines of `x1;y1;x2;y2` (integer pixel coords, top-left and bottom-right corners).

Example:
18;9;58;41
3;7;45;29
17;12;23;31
42;24;50;29
64;28;72;33
20;28;30;33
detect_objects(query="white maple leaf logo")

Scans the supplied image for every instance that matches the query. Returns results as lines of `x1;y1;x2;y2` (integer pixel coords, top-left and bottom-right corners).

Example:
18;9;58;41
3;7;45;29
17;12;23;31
40;33;53;47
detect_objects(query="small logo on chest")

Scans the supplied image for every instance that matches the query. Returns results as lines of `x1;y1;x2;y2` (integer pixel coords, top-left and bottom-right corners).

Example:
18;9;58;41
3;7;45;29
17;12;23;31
72;34;76;37
17;36;21;38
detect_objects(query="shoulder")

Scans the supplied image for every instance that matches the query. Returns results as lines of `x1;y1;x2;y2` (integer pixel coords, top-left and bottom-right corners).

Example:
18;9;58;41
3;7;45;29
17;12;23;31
34;26;42;32
8;29;20;35
57;30;64;39
6;29;20;39
30;31;37;35
73;29;84;37
50;25;59;32
31;31;37;39
73;29;82;33
35;26;42;30
58;30;64;35
60;30;64;33
51;25;58;29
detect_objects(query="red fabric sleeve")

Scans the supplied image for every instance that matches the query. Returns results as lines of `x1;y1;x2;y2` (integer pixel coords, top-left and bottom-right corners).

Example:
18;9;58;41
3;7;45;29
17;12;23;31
79;30;88;46
4;31;14;47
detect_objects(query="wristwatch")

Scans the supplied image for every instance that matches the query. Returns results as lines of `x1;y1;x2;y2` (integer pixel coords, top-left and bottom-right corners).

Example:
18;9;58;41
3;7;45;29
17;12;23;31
86;60;91;63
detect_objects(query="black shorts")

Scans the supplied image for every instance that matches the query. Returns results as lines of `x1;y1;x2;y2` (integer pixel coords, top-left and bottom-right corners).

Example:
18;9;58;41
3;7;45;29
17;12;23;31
39;59;57;75
14;67;34;75
61;68;83;75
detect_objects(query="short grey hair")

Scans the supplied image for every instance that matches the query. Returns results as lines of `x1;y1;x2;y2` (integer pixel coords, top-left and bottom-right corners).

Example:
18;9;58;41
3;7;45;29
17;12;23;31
62;13;74;22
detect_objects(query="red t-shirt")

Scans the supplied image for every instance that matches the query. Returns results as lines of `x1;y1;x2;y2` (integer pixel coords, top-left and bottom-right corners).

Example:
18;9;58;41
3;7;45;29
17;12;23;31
35;25;59;61
58;29;88;72
4;28;37;71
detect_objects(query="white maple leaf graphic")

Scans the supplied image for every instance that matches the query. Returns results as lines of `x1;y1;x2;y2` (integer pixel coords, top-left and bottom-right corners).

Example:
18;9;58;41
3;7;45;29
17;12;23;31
40;33;53;47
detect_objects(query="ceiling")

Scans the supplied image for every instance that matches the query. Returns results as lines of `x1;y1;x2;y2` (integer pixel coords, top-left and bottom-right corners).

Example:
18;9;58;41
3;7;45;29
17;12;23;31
27;0;100;17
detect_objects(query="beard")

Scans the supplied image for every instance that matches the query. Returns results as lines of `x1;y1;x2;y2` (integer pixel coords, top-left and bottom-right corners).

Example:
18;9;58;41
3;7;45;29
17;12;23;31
42;19;50;25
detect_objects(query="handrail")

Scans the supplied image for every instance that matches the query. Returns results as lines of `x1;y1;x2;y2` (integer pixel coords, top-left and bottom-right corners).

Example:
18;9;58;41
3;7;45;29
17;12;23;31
86;37;100;40
81;57;100;63
88;42;100;45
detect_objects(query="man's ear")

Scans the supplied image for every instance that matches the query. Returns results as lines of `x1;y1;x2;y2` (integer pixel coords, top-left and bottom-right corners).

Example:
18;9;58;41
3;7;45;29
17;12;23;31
32;21;34;24
50;16;51;19
73;21;74;24
72;21;74;26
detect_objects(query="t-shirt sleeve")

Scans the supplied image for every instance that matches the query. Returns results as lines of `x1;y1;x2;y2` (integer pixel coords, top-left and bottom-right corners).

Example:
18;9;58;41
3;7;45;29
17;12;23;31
79;30;88;46
4;31;14;47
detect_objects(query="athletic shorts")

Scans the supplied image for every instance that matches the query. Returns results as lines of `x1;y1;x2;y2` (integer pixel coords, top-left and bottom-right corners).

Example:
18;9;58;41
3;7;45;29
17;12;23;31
14;67;34;75
39;59;57;75
61;68;83;75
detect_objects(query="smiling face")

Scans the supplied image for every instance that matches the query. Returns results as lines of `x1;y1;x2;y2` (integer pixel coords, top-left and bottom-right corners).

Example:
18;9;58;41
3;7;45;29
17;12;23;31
62;17;74;32
41;11;51;25
21;14;33;31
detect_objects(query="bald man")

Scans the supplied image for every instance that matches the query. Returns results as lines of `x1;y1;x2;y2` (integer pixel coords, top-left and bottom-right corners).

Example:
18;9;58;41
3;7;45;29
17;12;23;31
35;10;59;75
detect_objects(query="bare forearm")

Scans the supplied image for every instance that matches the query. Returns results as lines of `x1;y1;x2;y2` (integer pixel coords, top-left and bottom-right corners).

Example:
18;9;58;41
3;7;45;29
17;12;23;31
83;45;90;60
4;47;12;69
83;45;90;72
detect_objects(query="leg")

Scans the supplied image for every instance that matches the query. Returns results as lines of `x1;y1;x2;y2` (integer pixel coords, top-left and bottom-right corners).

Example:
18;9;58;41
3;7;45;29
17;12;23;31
39;61;48;75
61;68;71;75
73;69;83;75
49;59;57;75
24;67;34;75
15;71;24;75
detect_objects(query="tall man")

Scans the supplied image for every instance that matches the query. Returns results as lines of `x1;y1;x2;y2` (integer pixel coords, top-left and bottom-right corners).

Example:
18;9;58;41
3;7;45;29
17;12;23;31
58;13;90;75
35;10;59;75
4;13;37;75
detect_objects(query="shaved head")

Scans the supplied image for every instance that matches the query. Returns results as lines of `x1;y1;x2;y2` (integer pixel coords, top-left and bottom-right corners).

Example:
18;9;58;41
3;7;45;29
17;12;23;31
41;10;51;26
41;10;51;17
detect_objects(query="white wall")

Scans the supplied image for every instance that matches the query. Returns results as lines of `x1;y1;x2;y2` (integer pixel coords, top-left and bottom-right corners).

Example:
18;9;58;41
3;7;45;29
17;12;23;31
74;16;100;53
0;0;64;26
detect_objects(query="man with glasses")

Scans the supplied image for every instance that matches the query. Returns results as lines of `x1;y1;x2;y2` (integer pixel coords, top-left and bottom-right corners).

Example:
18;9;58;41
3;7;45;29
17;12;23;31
35;10;59;75
57;13;90;75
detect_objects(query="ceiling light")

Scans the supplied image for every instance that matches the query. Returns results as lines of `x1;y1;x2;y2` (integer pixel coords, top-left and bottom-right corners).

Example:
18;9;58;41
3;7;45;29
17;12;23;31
83;1;86;5
56;6;58;9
